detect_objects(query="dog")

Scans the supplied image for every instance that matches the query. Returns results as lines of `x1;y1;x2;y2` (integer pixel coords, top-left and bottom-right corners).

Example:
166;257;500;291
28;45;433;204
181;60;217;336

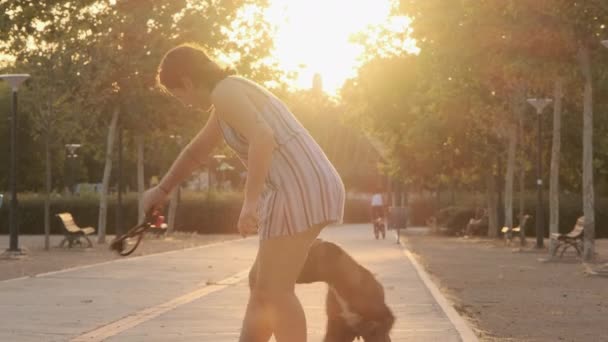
250;239;395;341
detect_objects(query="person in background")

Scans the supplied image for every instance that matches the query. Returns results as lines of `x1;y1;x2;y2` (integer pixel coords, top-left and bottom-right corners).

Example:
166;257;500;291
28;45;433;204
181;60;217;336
370;187;386;224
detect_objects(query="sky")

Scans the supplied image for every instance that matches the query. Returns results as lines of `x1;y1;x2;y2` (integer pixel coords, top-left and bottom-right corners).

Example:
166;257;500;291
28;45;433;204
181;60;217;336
257;0;416;94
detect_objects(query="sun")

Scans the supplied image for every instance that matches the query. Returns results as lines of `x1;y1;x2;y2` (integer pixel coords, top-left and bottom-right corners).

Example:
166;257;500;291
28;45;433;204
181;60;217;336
259;0;415;95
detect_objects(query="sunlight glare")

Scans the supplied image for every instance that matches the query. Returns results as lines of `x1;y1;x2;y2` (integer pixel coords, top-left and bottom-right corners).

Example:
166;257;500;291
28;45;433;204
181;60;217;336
261;0;412;94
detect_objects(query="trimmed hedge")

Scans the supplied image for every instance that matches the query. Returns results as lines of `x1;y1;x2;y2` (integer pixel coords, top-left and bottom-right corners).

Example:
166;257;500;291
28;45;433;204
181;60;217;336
412;195;608;238
3;191;604;237
0;192;371;235
408;197;438;226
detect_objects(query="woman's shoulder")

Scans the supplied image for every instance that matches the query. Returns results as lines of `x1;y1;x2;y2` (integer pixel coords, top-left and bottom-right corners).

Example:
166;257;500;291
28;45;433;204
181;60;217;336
218;75;260;88
213;76;258;97
214;75;280;104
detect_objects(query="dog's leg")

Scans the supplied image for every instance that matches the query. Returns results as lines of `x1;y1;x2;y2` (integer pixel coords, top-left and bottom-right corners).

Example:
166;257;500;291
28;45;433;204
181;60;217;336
324;319;358;342
296;239;331;284
324;291;358;342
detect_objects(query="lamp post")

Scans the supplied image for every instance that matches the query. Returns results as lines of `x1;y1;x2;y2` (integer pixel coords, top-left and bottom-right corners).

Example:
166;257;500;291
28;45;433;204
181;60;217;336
65;144;81;195
116;125;124;237
1;74;29;255
526;98;552;249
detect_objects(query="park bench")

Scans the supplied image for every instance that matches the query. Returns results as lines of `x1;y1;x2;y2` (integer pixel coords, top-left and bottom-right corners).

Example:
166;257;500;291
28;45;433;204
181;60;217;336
56;212;95;248
463;208;488;237
501;214;531;244
551;216;584;258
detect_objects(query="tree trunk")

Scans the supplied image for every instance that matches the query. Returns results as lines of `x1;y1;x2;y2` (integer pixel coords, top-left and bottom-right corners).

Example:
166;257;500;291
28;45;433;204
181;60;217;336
352;137;363;178
578;44;595;261
392;181;398;207
329;125;343;162
549;78;563;255
518;112;527;246
386;175;392;207
504;123;517;235
486;169;499;238
44;124;51;251
137;135;145;223
167;188;179;234
507;86;525;245
496;157;504;228
450;183;456;205
97;108;120;243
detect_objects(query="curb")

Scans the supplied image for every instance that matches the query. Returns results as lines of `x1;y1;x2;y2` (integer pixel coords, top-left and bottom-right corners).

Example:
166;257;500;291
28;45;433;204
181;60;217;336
397;233;479;342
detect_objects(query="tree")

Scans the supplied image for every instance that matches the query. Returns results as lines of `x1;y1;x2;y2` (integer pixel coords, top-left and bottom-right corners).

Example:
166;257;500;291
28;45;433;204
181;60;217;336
0;0;279;240
0;0;103;248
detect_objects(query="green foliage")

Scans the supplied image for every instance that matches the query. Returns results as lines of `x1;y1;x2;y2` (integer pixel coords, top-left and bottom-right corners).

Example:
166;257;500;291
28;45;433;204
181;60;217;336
0;0;279;191
419;193;608;238
341;0;608;203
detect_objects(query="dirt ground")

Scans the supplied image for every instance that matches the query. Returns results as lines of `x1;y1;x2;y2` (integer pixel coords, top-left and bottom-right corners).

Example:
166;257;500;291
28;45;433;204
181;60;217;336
0;233;239;281
401;229;608;342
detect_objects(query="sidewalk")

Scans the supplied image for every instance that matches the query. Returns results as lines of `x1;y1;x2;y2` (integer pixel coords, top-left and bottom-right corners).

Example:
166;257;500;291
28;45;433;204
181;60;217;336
0;225;475;341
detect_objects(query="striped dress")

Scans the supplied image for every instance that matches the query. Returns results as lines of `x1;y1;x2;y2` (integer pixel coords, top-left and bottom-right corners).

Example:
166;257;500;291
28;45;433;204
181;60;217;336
215;76;345;239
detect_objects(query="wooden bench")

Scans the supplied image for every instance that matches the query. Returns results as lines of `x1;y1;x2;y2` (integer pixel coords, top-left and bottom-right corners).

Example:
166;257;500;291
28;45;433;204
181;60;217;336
501;214;531;244
57;213;95;248
551;216;584;258
464;216;488;237
463;208;488;237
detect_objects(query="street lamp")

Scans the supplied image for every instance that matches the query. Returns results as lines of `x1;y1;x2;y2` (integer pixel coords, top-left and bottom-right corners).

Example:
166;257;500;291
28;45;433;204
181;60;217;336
65;143;81;195
527;98;552;249
0;74;30;255
169;134;185;200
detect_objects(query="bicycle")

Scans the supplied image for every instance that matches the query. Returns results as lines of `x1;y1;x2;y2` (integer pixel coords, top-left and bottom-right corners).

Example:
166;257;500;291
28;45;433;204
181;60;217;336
373;216;386;240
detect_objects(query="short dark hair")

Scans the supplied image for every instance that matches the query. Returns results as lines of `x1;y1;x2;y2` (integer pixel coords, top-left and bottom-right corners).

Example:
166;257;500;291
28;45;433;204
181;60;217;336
156;43;235;93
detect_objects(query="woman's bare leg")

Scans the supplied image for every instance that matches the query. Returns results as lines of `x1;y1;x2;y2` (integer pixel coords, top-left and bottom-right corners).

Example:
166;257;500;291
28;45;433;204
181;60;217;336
240;254;272;342
239;224;323;342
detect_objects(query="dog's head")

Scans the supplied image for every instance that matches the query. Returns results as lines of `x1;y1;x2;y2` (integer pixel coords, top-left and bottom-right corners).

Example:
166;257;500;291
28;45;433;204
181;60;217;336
356;308;395;342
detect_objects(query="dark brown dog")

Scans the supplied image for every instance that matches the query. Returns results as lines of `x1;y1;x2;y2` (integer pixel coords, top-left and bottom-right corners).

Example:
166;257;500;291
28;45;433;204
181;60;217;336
249;239;395;341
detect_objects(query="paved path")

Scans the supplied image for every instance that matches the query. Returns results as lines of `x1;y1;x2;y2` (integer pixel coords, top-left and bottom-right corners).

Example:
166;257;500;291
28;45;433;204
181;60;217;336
0;225;474;341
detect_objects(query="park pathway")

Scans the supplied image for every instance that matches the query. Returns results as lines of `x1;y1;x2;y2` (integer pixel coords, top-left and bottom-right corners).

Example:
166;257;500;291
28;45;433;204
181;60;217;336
0;225;476;341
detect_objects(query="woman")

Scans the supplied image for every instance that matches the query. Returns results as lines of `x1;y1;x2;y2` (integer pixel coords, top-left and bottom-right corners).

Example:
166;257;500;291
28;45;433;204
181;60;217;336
142;44;345;342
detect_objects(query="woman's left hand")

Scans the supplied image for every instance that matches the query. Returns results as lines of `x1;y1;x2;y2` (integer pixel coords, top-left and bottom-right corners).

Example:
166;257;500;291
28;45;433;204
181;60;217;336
238;201;259;237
